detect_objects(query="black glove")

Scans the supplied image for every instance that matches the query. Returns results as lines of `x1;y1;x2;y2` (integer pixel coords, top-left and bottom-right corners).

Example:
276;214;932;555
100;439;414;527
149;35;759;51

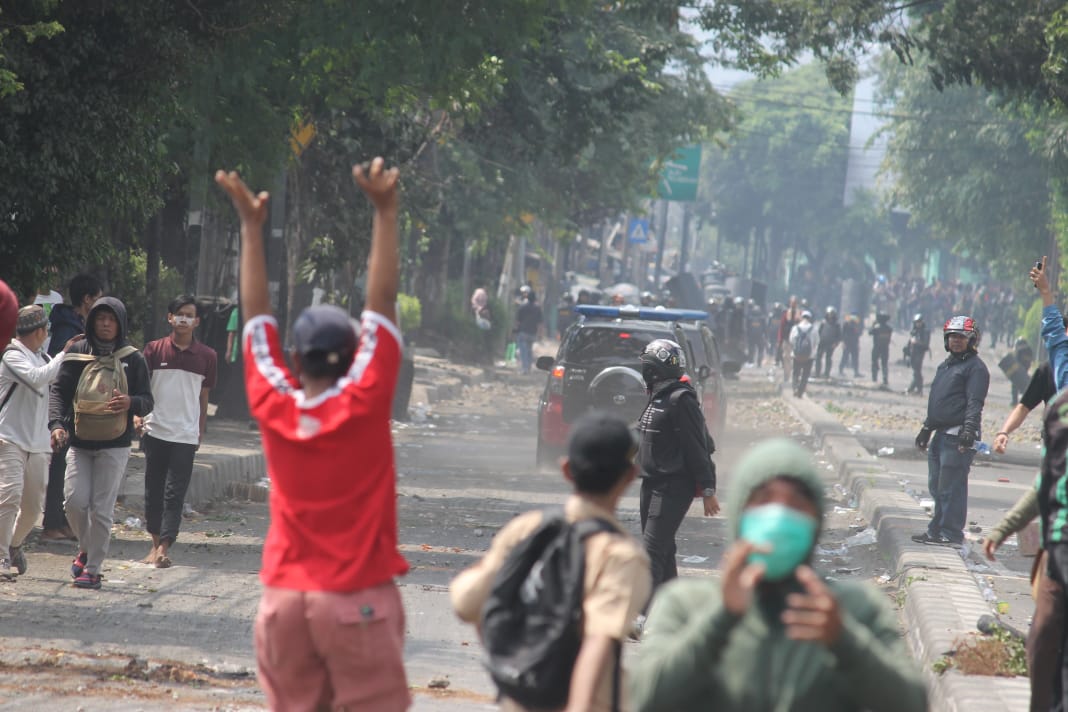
915;427;933;451
958;429;976;451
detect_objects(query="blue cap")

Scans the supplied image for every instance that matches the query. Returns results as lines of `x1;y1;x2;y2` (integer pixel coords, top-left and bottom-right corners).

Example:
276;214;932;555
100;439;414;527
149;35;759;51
292;305;358;357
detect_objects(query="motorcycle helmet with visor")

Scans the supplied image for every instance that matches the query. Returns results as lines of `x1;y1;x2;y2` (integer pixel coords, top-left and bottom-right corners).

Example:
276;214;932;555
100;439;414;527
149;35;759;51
639;339;686;388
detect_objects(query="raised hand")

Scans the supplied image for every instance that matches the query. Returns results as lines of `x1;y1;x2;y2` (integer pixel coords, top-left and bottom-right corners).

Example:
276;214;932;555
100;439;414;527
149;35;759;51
1031;255;1050;295
353;157;399;214
720;540;765;616
214;170;270;228
782;565;843;646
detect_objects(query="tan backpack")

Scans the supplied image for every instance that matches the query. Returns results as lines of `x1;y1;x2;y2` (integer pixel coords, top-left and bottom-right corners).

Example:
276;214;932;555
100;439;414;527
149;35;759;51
66;346;137;441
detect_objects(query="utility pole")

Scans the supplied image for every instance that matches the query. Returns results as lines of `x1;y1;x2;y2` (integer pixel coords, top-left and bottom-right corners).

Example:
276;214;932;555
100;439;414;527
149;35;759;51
654;200;669;290
678;203;693;275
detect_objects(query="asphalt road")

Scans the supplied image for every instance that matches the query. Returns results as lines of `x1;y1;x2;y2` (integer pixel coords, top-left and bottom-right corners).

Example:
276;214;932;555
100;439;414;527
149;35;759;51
0;362;898;710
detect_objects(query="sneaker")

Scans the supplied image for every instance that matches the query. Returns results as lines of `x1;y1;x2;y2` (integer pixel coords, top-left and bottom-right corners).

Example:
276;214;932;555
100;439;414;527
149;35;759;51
73;570;102;590
0;557;13;581
9;546;26;575
911;531;961;547
70;551;88;579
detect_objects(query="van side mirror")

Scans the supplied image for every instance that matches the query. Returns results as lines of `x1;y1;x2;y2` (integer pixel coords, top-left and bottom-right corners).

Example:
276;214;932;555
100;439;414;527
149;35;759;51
536;356;555;372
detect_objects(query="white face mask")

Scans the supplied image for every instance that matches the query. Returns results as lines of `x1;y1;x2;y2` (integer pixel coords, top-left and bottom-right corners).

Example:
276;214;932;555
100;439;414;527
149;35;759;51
172;315;195;327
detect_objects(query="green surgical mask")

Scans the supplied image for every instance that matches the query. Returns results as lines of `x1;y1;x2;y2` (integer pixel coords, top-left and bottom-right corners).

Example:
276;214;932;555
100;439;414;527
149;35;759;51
739;503;818;581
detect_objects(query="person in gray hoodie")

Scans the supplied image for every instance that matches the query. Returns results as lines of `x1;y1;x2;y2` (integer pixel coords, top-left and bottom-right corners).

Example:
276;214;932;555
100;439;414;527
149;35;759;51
48;297;152;590
630;438;927;712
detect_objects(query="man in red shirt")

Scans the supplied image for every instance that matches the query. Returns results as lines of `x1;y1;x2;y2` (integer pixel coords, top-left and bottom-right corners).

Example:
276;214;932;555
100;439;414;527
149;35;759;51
216;158;409;711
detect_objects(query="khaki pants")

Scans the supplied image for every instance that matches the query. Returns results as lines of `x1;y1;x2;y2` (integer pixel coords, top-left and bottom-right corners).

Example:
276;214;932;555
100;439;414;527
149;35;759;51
0;441;48;552
255;582;410;711
64;446;130;576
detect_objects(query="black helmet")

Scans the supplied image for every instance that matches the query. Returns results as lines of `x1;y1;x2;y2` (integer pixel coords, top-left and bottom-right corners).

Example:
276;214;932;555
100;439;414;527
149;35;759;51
876;312;890;323
943;315;979;351
825;306;838;318
640;339;686;385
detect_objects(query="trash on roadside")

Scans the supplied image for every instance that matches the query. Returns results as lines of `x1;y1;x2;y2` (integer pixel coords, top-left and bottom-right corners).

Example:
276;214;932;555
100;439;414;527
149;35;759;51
919;498;935;511
845;529;877;547
123;517;142;529
877;574;892;584
877;447;895;456
847;425;862;434
833;506;854;514
411;403;429;423
996;601;1010;615
680;555;709;564
427;675;450;689
835;567;861;574
997;477;1011;483
968;525;982;534
816;544;849;557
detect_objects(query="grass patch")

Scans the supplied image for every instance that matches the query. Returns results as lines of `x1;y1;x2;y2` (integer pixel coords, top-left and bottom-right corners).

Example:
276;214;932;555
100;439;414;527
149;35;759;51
933;627;1027;677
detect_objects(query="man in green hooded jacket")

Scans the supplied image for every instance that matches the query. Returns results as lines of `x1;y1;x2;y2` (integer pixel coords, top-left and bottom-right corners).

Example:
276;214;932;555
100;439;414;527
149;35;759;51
629;438;927;712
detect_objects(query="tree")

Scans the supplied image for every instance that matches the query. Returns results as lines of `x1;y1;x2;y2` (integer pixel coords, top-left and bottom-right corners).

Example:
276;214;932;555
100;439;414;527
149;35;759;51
877;52;1052;279
703;63;892;302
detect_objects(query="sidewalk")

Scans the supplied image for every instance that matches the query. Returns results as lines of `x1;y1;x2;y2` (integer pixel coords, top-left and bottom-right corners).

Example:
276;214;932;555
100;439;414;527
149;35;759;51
786;395;1030;712
119;419;266;511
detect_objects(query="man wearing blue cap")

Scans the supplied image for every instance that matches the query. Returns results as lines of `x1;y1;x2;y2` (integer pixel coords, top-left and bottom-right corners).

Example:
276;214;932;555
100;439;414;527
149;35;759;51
216;158;410;711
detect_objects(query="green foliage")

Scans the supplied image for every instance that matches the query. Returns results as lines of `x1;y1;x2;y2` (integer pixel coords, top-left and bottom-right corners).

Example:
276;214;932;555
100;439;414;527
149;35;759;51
105;247;183;348
397;294;422;335
704;64;894;287
1020;297;1045;353
877;51;1052;280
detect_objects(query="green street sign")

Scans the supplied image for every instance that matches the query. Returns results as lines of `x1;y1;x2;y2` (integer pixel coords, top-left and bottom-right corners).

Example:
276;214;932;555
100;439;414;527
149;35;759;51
657;144;702;201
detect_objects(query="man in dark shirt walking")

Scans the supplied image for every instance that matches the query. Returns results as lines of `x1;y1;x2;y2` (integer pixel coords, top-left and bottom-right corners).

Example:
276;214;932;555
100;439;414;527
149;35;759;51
913;316;990;546
906;314;930;395
513;290;542;375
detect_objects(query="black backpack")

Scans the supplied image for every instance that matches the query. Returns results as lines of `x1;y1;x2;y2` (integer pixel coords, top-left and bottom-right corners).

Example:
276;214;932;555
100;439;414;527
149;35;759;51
480;510;619;710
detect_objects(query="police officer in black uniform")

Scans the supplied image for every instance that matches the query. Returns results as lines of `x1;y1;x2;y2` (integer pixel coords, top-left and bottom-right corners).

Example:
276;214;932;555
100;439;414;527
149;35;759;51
636;339;719;589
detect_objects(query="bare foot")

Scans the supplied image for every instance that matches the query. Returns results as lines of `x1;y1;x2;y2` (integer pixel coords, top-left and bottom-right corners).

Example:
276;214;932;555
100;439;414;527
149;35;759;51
141;547;158;565
154;554;172;569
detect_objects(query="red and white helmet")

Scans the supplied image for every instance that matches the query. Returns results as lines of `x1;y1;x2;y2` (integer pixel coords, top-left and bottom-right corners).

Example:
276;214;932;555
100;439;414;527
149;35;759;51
943;315;980;351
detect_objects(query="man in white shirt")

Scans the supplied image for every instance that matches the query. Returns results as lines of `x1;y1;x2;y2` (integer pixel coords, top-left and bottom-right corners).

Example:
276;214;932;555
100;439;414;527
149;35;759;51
140;295;217;568
0;306;82;579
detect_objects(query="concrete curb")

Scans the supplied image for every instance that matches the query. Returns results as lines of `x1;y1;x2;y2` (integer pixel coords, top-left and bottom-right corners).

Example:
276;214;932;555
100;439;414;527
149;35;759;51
785;397;1030;712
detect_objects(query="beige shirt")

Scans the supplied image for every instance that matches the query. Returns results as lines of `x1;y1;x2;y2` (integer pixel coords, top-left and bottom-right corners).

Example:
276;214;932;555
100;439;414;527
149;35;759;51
450;495;651;712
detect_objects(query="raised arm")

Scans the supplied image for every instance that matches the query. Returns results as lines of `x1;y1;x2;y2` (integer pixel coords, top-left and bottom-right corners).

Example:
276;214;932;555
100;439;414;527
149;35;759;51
353;158;400;323
214;171;271;322
1033;256;1068;390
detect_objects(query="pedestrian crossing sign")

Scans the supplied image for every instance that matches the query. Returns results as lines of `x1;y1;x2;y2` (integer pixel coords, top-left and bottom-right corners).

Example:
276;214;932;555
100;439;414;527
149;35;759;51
628;218;650;244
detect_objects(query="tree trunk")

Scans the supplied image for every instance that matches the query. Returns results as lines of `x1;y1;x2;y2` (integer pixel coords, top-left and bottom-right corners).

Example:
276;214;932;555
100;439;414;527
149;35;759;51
144;212;162;342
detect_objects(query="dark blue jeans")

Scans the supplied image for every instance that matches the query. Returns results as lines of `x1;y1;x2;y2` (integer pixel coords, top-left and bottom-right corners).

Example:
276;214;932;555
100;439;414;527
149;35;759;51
926;431;974;543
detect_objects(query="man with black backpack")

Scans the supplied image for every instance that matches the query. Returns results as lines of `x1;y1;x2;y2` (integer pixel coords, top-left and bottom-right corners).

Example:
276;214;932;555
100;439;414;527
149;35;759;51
451;413;652;712
48;297;153;590
789;311;819;398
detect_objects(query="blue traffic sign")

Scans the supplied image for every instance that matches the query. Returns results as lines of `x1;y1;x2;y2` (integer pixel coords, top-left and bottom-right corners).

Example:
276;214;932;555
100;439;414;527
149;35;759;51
627;217;650;244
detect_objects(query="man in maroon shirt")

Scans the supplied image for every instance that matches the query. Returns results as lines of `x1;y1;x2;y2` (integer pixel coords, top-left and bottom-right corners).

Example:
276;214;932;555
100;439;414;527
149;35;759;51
140;295;217;567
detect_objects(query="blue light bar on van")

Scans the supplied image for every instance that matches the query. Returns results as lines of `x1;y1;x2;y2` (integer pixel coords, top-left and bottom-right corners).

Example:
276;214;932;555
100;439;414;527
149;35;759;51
574;305;708;321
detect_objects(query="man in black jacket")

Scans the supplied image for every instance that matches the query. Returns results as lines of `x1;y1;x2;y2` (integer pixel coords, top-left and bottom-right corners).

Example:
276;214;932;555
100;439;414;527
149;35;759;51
636;339;719;589
912;316;989;546
42;273;103;542
48;297;153;589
